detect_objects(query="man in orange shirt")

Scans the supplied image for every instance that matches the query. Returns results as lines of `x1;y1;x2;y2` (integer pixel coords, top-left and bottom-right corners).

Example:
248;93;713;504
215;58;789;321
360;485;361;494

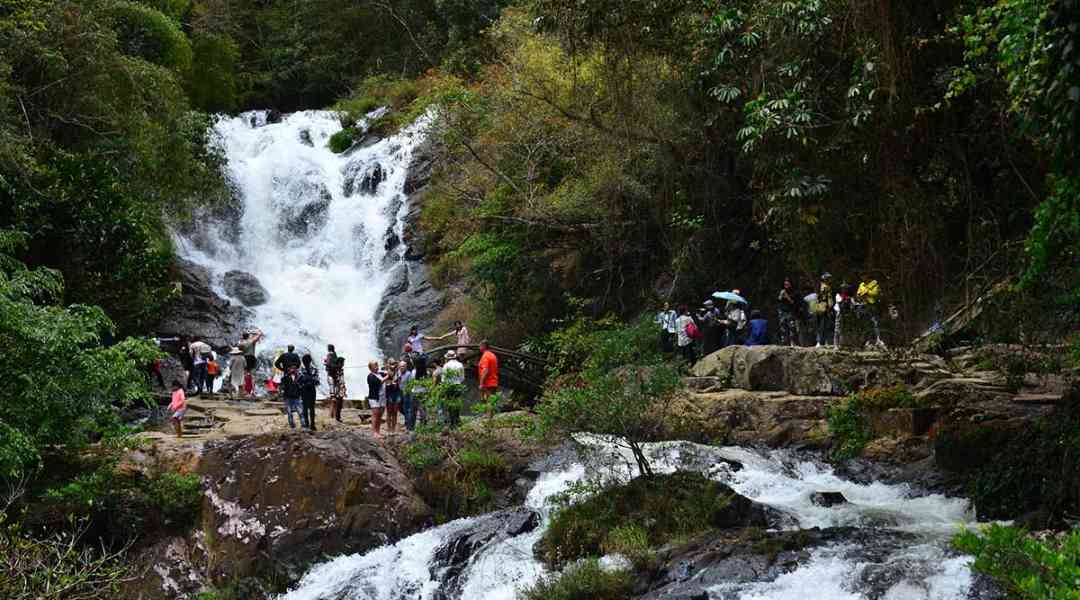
477;340;499;401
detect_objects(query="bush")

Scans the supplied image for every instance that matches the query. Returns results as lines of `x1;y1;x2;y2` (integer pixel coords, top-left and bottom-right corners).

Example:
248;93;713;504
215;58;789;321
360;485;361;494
826;396;872;461
403;427;511;522
954;525;1080;599
328;128;358;153
145;473;203;527
518;558;635;600
540;472;736;568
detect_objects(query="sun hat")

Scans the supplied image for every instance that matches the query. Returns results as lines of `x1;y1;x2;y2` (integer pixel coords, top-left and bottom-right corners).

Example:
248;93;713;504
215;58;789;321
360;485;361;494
229;347;243;354
445;350;457;360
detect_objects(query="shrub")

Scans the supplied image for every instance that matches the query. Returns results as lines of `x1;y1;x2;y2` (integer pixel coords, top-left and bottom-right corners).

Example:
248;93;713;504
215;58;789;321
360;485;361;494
857;385;918;409
826;395;872;460
518;558;635;600
327;128;358;153
601;524;653;569
954;525;1080;599
145;473;203;528
540;472;736;567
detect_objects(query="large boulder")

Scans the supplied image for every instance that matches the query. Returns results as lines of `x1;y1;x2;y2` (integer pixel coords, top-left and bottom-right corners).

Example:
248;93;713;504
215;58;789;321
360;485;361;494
156;258;251;349
692;346;952;396
222;270;269;307
664;388;832;446
198;431;431;585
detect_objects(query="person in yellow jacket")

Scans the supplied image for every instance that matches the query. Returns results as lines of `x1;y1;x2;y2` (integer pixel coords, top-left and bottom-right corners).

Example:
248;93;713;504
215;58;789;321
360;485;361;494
856;273;884;347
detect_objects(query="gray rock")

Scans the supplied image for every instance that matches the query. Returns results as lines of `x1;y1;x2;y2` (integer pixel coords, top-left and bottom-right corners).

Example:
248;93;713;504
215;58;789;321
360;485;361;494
222;270;269;306
810;491;849;507
505;510;540;536
298;129;313;146
155;258;251;349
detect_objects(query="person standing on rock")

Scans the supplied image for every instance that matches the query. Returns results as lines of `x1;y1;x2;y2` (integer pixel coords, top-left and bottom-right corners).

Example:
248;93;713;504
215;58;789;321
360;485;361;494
189;337;211;396
442;351;466;428
404;343;428;379
746;310;770;346
405;326;425;355
400;359;417;431
329;356;347;422
724;300;747;347
777;278;800;347
299;354;320;431
428;321;470;355
367;361;389;438
178;336;194;392
228;347;246;398
814;273;835;348
275;344;301;374
856;272;885;347
239;329;263;395
168;379;187;439
384;358;402;434
835;284;854;348
281;366;304;429
655;302;677;354
478;340;499;403
205;350;220;395
674;305;697;364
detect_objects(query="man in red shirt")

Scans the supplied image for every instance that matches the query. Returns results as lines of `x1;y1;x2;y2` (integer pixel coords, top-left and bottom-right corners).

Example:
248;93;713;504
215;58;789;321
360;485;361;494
477;340;499;401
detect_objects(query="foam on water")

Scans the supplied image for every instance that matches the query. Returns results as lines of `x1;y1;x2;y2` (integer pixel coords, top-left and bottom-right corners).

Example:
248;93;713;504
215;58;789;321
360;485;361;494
280;439;979;600
176;110;428;391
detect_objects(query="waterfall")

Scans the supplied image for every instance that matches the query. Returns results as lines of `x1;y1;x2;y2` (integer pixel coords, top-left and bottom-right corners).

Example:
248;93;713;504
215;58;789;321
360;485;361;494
175;110;427;391
279;438;983;600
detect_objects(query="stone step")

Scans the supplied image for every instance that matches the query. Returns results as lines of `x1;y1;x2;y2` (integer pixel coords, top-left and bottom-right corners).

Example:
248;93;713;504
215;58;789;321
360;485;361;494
1011;393;1065;405
684;377;726;393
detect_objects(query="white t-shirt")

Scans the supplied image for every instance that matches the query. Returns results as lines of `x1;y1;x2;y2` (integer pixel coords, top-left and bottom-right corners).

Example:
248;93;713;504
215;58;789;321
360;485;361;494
655;310;678;333
675;315;694;347
407;334;424;353
456;326;471;347
443;359;465;384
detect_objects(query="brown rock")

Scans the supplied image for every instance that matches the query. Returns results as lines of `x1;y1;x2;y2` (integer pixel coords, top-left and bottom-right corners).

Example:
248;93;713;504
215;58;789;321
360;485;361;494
198;430;431;585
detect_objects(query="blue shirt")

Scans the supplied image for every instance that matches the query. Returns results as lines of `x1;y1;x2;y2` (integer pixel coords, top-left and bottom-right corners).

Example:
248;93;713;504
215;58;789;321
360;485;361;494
746;319;769;346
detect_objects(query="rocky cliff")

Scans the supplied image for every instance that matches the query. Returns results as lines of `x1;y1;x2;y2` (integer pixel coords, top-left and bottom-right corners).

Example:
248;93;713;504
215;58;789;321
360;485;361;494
375;134;445;356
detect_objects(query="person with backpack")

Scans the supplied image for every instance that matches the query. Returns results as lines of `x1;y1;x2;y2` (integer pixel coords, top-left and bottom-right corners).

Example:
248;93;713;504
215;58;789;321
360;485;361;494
777;278;801;347
746;310;769;346
281;366;303;429
835;283;855;348
298;354;320;431
189;337;211;395
675;305;698;364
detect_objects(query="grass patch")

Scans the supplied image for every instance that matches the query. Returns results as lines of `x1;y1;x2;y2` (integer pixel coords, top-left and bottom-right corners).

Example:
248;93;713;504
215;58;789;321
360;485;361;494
402;428;512;522
827;396;872;460
954;524;1080;599
327;128;359;153
518;558;635;600
539;471;745;568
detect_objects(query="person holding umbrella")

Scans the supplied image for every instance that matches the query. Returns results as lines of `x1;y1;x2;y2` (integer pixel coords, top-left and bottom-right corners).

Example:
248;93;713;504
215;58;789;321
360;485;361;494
713;290;748;346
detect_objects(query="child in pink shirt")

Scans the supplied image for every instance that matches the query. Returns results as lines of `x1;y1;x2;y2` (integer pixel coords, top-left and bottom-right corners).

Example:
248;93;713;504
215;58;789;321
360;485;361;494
169;380;187;438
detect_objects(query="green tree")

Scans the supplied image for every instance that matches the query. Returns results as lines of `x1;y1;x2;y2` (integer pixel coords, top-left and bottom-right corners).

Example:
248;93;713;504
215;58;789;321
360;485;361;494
0;231;157;480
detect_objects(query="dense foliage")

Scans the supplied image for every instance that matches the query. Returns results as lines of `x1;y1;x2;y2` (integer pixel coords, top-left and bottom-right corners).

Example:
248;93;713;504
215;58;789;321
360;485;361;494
954;525;1080;599
412;0;1079;345
518;558;635;600
0;232;157;480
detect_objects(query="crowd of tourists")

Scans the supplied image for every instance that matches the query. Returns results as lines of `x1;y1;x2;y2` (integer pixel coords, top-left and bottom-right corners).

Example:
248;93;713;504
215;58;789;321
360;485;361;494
162;321;500;440
657;272;887;363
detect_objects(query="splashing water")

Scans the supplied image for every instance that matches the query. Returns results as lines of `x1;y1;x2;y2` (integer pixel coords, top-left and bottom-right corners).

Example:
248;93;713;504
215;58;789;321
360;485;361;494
279;439;981;600
175;111;428;391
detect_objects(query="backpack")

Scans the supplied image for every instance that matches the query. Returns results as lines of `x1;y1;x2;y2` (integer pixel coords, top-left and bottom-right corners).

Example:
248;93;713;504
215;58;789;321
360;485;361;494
685;320;702;340
207;360;220;376
298;366;318;390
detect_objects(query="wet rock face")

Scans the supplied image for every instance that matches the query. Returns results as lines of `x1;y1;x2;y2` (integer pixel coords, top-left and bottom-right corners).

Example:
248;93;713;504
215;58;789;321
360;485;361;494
156;258;251;349
198;431;432;585
222;270;269;307
430;507;542;600
376;136;444;356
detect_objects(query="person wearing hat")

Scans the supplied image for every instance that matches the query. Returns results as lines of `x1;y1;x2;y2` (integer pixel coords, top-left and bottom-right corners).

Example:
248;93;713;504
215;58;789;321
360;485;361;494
227;346;246;398
814;273;835;348
442;350;466;428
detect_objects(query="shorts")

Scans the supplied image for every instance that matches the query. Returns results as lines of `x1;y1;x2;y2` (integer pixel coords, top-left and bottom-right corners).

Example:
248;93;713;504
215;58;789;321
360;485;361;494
368;396;385;409
172;409;186;419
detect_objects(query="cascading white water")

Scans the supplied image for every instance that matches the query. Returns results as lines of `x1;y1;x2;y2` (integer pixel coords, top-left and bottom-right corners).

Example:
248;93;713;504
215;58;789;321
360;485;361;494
279;438;982;600
175;110;428;391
